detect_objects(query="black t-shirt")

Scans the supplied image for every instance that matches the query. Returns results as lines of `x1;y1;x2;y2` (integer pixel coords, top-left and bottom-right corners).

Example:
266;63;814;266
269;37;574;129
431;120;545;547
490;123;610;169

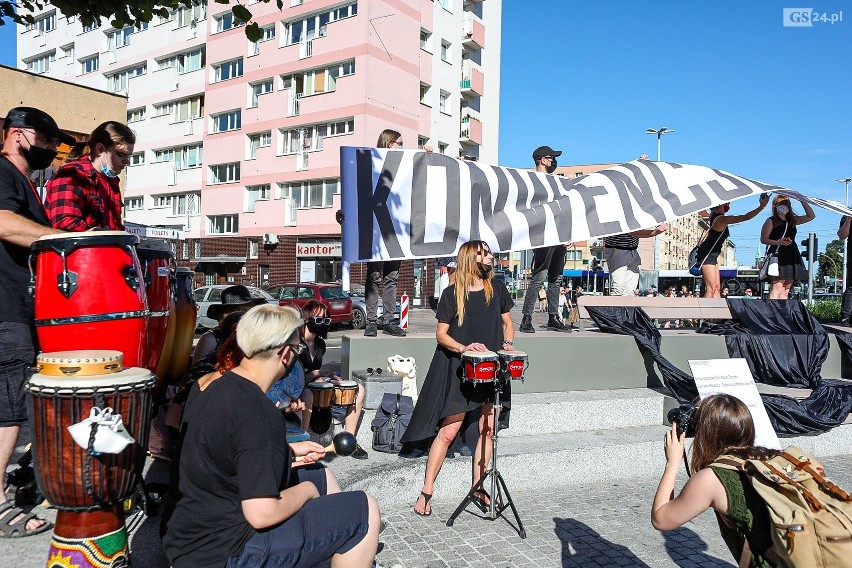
0;156;51;323
840;217;852;282
437;280;514;351
163;371;291;568
298;336;326;374
603;233;639;250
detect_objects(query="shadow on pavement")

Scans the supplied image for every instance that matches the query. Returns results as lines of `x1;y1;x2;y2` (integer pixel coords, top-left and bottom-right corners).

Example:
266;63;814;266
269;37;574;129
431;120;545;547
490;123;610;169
662;526;734;567
554;517;651;567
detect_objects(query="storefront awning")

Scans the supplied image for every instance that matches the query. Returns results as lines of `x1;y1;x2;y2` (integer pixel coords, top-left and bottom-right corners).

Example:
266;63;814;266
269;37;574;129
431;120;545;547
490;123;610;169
194;256;247;273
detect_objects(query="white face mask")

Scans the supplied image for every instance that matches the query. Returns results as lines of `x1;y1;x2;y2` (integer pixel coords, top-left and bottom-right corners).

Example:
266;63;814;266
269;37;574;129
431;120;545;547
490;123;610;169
776;205;790;216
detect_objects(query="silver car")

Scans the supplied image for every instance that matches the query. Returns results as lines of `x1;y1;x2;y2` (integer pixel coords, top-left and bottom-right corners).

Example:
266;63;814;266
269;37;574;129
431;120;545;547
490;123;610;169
348;287;400;330
193;285;276;330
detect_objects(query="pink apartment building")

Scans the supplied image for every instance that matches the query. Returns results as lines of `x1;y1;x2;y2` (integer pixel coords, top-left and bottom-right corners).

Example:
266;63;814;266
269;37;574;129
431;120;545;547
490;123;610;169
16;0;502;307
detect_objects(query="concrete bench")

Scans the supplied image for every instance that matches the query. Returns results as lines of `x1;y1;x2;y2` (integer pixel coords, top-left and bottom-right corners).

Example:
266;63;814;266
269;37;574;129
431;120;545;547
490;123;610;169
576;296;735;331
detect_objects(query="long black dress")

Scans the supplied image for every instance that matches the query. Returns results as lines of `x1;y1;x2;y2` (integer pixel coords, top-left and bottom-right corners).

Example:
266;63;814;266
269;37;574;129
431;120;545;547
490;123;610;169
766;221;808;281
401;280;514;446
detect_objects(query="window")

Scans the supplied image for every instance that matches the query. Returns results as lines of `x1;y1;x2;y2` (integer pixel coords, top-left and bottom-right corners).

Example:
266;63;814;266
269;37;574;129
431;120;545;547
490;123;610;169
248;131;272;159
565;249;582;261
248;240;259;259
210;162;240;184
154;144;203;169
420;29;431;51
154;9;175;25
107;26;138;50
209;214;238;234
439;90;450;114
80;54;98;74
282;2;358;46
329;119;354;136
177;2;206;27
172;193;197;215
181;241;189;259
213;58;243;82
154;96;204;123
440;0;452;12
245;184;271;212
214;12;246;33
82;20;101;33
129;152;145;166
278;178;339;208
154;195;174;208
249;79;273;107
194;241;201;258
127;108;145;123
107;64;146;93
250;25;276;55
157;49;204;73
281;60;354;100
29;13;56;34
26;52;56;74
420;82;430;105
441;41;451;62
418;136;428;149
438;142;448;154
212;110;241;133
60;44;74;59
125;196;143;210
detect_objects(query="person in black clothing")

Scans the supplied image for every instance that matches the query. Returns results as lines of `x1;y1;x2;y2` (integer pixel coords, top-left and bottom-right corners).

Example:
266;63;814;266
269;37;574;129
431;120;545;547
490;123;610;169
520;145;570;333
0;107;72;537
164;304;379;568
698;195;769;298
837;216;852;324
402;240;514;516
760;195;815;299
192;285;267;364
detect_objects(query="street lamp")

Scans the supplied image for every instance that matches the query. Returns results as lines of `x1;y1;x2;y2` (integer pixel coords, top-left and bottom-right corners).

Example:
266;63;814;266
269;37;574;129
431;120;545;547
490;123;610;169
838;178;852;293
646;127;674;270
646;127;675;161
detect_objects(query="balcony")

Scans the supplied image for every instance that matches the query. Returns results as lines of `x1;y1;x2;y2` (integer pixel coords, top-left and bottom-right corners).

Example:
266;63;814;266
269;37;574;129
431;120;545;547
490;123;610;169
462;14;485;50
459;116;482;145
460;67;484;97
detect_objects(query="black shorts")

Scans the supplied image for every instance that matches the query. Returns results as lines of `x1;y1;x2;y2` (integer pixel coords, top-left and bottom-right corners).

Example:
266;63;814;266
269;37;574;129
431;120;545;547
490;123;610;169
227;464;369;568
0;322;37;425
701;252;720;266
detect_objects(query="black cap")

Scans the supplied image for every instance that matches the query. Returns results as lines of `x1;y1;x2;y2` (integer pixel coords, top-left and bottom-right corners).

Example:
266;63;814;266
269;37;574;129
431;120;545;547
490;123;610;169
208;285;268;321
532;145;562;162
3;107;75;146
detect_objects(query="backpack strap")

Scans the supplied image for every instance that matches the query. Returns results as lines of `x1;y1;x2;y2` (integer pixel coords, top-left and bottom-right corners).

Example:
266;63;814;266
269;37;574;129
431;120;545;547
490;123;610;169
779;450;852;502
751;458;824;513
711;456;747;470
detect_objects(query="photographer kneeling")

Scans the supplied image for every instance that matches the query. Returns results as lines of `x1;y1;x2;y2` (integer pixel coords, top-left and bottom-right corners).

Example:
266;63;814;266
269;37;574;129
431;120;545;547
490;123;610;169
652;394;778;567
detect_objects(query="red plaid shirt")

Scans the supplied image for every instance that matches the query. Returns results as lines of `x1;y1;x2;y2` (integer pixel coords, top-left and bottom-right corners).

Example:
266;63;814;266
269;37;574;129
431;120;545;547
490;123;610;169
45;156;124;231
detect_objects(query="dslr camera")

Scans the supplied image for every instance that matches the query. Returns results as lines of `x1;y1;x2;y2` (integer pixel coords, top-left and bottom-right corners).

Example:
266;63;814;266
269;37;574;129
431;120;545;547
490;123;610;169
667;404;696;438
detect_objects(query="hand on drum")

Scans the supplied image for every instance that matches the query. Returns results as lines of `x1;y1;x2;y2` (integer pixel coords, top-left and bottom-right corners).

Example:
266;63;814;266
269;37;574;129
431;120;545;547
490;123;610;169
290;440;326;464
282;398;306;413
462;342;488;353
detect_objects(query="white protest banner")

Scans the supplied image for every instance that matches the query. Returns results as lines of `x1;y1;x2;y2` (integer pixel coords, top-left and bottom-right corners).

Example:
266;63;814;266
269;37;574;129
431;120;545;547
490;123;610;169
340;147;852;263
688;359;781;450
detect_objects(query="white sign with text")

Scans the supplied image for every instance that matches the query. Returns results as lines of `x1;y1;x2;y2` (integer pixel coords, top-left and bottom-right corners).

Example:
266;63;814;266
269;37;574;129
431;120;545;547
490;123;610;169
688;358;781;450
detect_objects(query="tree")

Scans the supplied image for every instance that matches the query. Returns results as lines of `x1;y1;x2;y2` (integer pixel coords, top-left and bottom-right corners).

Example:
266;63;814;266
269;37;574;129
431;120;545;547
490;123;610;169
0;0;274;41
817;238;844;289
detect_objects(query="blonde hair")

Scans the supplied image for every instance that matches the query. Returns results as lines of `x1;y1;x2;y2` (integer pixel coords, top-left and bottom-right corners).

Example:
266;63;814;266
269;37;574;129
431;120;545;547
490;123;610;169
236;304;302;359
454;240;493;326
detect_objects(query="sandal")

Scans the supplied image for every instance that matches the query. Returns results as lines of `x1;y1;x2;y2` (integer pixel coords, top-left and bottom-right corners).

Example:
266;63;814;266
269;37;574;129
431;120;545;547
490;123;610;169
0;501;53;538
413;491;432;517
470;489;490;512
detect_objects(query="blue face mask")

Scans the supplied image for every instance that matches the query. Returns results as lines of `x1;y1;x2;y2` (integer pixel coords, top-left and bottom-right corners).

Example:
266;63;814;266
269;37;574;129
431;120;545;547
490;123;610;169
99;164;119;178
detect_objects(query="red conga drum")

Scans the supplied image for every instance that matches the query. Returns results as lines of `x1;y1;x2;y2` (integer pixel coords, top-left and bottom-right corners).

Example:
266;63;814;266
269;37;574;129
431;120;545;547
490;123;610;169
137;238;175;386
27;351;154;568
31;232;149;368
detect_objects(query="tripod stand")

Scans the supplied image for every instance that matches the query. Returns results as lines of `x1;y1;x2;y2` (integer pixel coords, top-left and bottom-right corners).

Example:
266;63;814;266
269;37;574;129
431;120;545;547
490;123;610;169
446;370;526;539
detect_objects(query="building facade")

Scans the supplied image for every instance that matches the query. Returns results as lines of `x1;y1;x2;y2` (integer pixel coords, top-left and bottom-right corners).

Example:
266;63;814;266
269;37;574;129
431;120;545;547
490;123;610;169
17;0;502;307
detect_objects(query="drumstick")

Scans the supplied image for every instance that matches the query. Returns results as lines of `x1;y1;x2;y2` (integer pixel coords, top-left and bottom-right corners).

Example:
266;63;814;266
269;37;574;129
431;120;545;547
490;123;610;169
294;431;357;462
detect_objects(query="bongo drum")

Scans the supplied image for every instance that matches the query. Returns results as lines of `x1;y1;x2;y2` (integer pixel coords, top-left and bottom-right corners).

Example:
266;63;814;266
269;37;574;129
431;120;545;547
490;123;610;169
137;238;175;379
31;232;149;368
461;351;499;383
162;267;198;383
497;350;528;381
330;380;359;406
306;381;335;409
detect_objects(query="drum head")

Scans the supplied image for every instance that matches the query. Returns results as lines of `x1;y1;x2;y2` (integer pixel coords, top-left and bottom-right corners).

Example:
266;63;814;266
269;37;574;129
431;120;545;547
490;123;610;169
37;350;124;377
306;381;333;390
32;231;139;252
336;380;358;388
462;350;497;360
497;349;527;358
28;367;155;390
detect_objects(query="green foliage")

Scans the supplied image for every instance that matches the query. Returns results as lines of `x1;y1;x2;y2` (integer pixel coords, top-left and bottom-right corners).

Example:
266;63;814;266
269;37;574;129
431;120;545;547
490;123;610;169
807;299;841;323
817;239;845;284
0;0;277;39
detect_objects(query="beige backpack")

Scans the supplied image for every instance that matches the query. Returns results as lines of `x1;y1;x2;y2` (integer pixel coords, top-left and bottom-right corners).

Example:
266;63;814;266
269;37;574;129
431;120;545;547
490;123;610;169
712;446;852;568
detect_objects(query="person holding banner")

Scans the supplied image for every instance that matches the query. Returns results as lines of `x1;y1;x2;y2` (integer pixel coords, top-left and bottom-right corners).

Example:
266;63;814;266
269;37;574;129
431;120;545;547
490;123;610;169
837;216;852;325
652;394;778;567
520;145;570;333
698;195;769;298
603;225;668;296
402;240;514;516
760;195;815;300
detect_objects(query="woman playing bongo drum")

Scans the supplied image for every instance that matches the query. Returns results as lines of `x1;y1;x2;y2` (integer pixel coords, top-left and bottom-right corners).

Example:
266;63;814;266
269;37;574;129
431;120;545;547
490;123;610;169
401;240;514;516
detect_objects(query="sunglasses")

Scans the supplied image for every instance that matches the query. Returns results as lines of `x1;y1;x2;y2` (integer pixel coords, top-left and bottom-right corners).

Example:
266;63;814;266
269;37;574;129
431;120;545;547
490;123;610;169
276;342;306;358
366;367;384;375
308;316;332;326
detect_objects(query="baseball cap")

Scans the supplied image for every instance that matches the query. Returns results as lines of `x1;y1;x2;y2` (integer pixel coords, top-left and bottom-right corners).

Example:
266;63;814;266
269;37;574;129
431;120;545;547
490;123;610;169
532;145;562;162
3;107;75;146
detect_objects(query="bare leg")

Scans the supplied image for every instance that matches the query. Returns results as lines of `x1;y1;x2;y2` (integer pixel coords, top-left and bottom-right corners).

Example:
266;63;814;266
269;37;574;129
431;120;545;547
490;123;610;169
472;404;496;501
331;493;380;568
415;414;463;515
325;468;342;494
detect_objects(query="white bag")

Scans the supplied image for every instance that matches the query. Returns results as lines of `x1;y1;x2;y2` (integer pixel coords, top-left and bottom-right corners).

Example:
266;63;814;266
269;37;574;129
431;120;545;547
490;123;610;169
767;256;780;277
67;406;135;455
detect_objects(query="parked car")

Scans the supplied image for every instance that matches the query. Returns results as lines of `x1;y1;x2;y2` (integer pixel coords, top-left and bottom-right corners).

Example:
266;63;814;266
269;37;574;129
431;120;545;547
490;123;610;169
194;285;276;330
265;283;353;326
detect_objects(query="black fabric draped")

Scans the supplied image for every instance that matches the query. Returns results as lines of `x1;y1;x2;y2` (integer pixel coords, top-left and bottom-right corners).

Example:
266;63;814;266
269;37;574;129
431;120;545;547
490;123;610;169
586;301;852;437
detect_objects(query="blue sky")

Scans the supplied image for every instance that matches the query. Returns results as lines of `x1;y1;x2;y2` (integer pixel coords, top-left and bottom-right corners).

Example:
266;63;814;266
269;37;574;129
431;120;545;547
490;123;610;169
2;2;850;263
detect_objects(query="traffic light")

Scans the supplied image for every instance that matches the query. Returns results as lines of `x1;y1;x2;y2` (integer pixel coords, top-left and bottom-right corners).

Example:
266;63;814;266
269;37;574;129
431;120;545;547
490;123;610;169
801;235;818;264
590;258;601;272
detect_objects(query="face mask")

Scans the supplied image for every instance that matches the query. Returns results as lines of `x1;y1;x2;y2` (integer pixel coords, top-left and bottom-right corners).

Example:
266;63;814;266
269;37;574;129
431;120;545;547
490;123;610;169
776;205;790;216
476;263;493;279
99;163;119;178
306;319;329;337
21;144;57;171
546;158;558;174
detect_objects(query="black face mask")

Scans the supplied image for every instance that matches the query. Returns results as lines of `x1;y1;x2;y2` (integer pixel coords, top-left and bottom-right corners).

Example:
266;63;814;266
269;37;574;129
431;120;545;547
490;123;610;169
306;320;329;338
21;144;58;171
477;263;493;279
546;158;558;174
